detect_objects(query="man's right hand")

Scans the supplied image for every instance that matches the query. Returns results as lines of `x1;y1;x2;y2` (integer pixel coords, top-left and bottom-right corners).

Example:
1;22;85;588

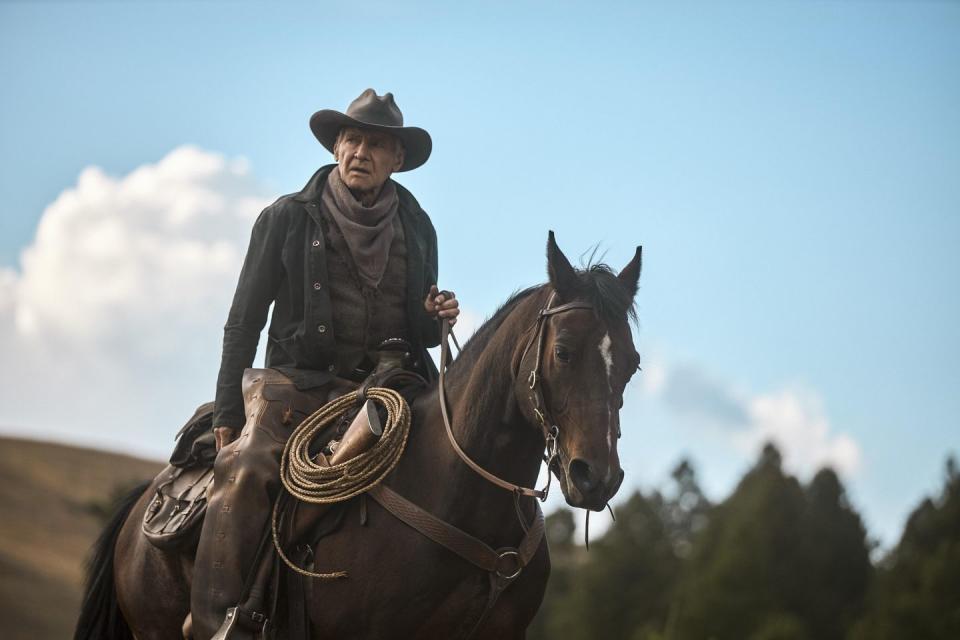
214;426;238;451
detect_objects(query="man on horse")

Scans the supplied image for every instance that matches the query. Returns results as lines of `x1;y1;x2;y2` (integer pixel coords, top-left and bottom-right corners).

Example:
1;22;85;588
192;89;460;640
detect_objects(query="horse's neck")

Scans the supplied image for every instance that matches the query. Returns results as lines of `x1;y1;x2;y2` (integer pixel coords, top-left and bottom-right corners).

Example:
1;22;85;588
397;291;547;541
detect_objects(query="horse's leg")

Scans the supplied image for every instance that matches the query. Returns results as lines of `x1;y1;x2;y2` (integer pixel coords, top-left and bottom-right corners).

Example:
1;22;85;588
115;484;193;639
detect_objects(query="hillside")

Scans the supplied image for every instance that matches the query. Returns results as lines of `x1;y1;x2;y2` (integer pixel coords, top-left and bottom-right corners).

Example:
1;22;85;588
0;436;162;639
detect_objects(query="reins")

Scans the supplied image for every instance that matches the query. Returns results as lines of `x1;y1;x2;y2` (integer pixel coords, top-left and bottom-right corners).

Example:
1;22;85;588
438;290;594;501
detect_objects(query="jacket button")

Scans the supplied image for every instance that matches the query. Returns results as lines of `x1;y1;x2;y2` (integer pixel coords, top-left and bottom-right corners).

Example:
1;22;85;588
313;282;322;290
312;240;320;247
317;324;327;333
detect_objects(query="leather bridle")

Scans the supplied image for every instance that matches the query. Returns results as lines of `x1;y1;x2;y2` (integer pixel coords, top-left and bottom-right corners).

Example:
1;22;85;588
438;290;594;500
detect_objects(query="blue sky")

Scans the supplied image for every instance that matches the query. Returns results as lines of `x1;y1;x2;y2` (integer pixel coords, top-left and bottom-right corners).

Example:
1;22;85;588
1;1;958;547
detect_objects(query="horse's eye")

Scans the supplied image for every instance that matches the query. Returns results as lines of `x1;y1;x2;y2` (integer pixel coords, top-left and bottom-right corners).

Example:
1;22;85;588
554;345;571;364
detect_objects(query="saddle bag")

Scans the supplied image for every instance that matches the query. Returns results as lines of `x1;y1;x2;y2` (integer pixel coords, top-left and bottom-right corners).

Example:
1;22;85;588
142;401;217;549
143;463;215;549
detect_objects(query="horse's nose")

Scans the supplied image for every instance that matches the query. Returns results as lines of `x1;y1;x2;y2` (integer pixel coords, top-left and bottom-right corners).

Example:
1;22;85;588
611;468;625;495
569;458;601;496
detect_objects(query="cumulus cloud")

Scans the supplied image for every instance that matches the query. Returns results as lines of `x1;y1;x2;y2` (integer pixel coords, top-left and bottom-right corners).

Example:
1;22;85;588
661;365;749;428
0;146;272;456
644;361;862;477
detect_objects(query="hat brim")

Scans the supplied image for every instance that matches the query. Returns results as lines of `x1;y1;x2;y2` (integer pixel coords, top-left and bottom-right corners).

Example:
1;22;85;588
309;110;432;172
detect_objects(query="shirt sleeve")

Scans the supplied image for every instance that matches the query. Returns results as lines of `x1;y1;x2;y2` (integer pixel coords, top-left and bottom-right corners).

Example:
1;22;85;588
419;216;442;349
213;206;286;429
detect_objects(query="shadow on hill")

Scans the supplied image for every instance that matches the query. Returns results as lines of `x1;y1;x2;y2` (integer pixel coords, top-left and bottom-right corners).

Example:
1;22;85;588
0;437;161;640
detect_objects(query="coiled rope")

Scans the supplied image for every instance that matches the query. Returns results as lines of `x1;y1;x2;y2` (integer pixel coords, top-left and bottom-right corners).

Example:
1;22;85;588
271;386;412;579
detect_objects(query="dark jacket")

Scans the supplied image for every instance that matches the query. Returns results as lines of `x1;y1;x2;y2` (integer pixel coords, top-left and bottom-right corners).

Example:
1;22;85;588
213;164;441;429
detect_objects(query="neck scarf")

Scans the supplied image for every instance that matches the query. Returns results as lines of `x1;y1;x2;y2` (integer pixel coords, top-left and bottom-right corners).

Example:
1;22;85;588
322;167;399;289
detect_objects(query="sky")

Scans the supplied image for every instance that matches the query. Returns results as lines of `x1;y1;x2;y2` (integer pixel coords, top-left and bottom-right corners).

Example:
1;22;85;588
1;0;958;548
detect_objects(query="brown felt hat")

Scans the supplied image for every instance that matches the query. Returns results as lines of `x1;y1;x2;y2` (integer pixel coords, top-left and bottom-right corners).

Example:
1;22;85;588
310;89;432;172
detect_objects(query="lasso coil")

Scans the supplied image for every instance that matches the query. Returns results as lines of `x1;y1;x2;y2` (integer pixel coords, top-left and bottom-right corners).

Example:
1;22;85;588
271;387;412;579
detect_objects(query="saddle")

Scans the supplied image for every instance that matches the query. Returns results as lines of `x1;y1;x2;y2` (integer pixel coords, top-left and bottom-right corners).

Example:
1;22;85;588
142;362;427;552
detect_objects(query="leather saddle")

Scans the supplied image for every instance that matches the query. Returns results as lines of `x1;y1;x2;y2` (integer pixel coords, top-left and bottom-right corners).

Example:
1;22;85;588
142;361;427;552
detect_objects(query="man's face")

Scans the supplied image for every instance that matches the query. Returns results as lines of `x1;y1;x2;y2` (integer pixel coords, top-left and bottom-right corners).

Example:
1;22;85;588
334;127;405;196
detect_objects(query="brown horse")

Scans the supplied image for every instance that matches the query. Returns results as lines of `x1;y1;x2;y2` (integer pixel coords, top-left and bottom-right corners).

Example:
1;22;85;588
75;232;642;640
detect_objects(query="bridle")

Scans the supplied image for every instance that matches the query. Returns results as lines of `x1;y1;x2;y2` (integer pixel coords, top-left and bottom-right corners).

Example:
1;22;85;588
438;290;594;501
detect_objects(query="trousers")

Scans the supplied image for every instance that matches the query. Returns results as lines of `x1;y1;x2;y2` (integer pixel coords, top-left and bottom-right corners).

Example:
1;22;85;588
191;368;352;640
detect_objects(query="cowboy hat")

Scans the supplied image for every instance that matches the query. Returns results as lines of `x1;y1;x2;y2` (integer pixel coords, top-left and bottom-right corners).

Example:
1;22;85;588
310;89;432;172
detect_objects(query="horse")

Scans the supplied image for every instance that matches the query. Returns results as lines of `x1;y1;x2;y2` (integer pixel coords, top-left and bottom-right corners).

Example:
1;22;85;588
75;231;642;640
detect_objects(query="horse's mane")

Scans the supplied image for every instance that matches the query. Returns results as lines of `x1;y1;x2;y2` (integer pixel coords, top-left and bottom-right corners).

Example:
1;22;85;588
457;262;637;362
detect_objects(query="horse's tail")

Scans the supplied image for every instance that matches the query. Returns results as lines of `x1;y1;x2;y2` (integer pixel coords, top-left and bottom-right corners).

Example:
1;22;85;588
74;480;150;640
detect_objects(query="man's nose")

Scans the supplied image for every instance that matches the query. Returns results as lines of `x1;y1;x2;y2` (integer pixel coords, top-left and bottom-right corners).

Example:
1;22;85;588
354;140;370;159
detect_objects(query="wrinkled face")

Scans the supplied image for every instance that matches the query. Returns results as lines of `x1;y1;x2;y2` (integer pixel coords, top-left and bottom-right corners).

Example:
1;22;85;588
539;308;640;510
333;126;405;196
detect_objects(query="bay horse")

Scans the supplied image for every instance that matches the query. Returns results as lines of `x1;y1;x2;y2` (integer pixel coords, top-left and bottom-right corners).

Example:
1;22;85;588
75;232;642;639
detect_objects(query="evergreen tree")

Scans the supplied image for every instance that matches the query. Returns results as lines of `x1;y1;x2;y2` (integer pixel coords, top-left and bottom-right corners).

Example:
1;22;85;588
660;459;712;559
549;491;681;640
670;444;810;639
798;468;871;640
669;445;870;640
850;456;960;640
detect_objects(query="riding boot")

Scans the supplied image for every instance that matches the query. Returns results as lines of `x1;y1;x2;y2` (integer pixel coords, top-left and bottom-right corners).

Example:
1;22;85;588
191;368;336;640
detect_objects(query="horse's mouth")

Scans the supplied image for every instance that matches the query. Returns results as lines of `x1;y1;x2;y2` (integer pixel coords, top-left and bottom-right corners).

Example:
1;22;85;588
553;458;624;511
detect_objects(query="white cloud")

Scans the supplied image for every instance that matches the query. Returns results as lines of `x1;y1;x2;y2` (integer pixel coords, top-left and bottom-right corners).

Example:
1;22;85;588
0;146;271;457
641;360;862;477
739;387;862;476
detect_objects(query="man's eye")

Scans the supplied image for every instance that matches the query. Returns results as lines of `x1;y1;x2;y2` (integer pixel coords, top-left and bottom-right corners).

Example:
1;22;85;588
554;346;571;363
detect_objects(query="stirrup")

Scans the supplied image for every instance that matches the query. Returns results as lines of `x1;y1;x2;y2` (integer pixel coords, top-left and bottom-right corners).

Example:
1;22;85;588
210;607;271;640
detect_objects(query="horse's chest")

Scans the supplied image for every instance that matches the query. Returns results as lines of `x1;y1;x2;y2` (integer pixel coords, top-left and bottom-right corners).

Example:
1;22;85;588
304;522;546;639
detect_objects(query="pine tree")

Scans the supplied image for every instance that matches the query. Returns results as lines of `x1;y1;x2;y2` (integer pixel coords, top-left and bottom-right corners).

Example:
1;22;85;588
798;468;872;640
548;491;681;639
668;445;871;640
670;444;810;639
850;456;960;639
660;459;712;559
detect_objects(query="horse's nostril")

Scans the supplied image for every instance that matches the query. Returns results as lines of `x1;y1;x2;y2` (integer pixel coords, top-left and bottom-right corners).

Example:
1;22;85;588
569;459;599;494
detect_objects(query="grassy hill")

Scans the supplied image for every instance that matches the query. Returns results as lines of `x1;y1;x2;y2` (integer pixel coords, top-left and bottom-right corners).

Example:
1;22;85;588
0;436;162;640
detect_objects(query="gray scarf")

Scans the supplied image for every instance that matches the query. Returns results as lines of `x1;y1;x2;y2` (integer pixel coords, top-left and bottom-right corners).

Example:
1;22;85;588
322;167;399;289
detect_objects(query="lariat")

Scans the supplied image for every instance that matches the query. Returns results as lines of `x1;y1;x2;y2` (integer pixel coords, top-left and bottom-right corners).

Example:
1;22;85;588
271;386;412;579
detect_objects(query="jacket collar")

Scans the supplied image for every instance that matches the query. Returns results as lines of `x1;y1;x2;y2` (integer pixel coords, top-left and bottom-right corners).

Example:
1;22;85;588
291;164;336;204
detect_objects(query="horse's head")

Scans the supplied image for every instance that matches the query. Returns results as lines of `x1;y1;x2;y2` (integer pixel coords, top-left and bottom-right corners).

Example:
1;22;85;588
515;232;641;511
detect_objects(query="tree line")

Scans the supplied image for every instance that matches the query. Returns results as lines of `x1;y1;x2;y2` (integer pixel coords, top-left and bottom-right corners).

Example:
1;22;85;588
529;444;959;640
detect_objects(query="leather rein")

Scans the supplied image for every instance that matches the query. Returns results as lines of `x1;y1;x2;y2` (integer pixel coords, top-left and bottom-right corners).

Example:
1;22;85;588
438;291;594;500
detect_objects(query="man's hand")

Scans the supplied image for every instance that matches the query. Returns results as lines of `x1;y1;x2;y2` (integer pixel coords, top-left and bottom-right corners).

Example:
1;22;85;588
424;285;460;325
214;426;238;451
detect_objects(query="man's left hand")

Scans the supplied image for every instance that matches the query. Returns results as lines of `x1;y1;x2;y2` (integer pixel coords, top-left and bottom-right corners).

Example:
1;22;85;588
425;285;460;325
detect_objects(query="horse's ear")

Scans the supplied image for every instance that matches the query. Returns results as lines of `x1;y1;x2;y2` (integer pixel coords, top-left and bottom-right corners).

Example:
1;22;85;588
618;245;642;298
547;230;578;299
